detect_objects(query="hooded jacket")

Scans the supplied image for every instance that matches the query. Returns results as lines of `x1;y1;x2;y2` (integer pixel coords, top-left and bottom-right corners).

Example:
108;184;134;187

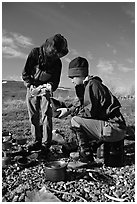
22;45;62;92
70;76;126;128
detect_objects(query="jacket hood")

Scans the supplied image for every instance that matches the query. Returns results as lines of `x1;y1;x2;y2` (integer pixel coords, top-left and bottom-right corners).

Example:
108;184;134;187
91;76;102;83
42;34;68;57
84;75;102;83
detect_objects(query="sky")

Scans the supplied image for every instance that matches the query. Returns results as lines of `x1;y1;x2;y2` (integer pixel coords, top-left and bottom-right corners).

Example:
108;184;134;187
2;1;135;94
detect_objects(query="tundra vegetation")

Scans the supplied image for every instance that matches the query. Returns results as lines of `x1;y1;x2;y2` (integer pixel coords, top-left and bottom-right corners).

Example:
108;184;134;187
2;81;135;202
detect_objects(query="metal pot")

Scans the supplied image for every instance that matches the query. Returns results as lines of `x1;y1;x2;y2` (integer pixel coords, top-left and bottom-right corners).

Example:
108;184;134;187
45;160;68;182
17;156;31;168
17;152;38;168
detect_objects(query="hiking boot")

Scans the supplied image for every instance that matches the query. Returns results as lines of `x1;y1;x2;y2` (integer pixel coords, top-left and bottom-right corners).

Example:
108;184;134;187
28;141;42;153
71;126;94;162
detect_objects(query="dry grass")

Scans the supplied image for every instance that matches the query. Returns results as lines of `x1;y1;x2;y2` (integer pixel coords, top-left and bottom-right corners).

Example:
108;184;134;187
3;99;26;111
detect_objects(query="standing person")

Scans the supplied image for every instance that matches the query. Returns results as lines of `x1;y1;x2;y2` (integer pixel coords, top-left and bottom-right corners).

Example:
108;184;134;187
57;57;126;164
22;34;68;153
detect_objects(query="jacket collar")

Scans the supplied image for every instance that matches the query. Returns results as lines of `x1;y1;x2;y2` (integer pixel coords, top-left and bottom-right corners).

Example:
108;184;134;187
83;75;103;86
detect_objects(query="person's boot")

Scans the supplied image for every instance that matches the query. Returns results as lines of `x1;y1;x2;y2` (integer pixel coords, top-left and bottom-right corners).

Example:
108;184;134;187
71;126;94;163
67;126;96;169
28;125;43;153
67;127;103;169
38;141;51;160
28;141;42;153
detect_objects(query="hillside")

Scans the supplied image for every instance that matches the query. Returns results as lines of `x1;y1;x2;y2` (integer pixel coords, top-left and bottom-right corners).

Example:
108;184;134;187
2;81;75;101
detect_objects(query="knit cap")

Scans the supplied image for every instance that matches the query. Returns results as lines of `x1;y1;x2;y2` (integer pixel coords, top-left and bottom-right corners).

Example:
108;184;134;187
68;57;89;78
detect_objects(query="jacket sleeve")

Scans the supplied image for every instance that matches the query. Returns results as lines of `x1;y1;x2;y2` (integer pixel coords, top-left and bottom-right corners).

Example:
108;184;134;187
67;99;83;116
22;48;38;88
48;60;62;92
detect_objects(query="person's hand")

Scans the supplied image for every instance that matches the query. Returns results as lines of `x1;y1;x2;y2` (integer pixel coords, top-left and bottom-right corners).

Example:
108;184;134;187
56;108;70;119
30;85;35;92
30;85;41;96
42;83;53;96
43;83;52;92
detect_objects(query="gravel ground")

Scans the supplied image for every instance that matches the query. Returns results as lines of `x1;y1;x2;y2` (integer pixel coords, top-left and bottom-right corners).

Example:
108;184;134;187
2;139;135;202
2;115;135;202
2;84;135;202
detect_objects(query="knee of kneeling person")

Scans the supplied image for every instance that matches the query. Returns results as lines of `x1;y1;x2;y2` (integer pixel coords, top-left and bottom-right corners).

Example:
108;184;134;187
71;116;81;128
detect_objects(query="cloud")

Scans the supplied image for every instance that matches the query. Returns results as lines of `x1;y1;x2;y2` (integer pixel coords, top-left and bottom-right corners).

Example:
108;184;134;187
126;58;134;64
66;48;93;64
106;43;111;48
86;51;93;61
105;42;117;55
64;57;71;63
58;2;65;9
118;64;134;73
96;59;114;74
70;48;80;56
2;30;34;59
56;2;65;8
11;32;33;48
5;74;23;81
113;49;117;55
115;86;127;94
2;46;26;59
122;3;135;24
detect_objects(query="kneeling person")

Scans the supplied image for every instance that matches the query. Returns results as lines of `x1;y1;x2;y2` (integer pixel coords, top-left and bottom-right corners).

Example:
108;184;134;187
57;57;126;164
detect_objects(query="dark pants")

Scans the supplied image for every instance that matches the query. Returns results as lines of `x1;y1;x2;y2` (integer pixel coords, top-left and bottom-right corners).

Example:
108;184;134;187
26;89;52;146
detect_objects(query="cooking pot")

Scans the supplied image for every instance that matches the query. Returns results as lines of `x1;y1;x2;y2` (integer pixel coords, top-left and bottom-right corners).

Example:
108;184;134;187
17;152;38;168
45;160;68;182
17;156;31;168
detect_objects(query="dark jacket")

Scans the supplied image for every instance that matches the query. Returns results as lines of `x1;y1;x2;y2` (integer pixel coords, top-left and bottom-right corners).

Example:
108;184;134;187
22;46;62;92
70;76;126;128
